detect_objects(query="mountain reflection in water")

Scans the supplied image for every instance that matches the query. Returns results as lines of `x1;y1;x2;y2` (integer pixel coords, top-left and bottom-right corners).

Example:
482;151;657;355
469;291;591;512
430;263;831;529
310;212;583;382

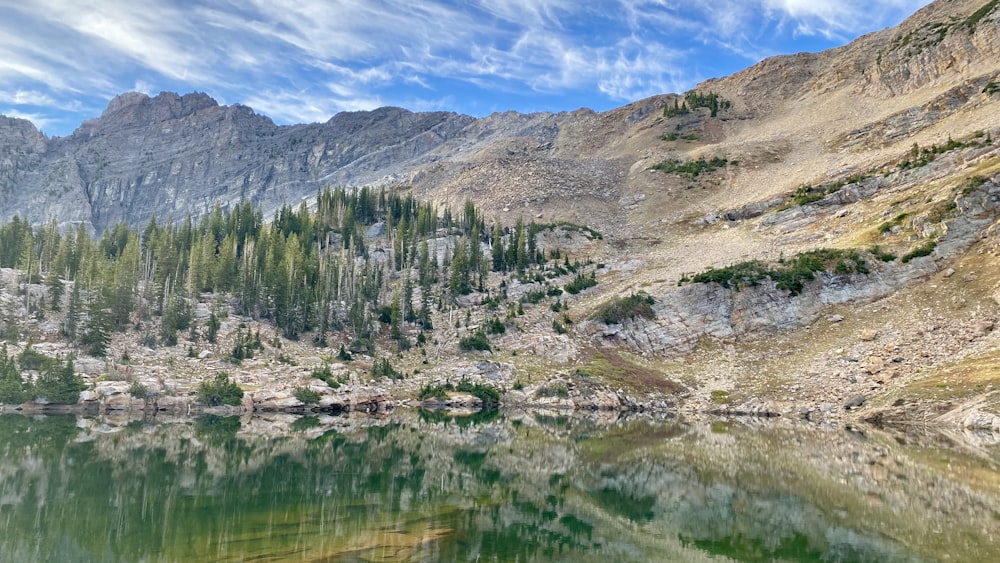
0;411;997;562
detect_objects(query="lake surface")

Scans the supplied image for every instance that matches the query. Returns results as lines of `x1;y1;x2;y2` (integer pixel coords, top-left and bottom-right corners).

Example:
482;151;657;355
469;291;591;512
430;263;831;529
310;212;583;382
0;410;997;562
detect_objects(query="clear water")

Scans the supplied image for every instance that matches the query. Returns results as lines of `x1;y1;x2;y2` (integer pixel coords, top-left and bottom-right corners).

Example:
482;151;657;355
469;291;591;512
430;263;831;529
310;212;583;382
0;411;997;562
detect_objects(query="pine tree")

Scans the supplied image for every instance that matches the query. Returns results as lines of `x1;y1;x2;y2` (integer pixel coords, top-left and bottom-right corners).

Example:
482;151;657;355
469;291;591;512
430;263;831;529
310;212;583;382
206;312;220;343
80;293;112;357
0;345;28;404
64;282;82;341
491;219;505;272
449;239;471;295
34;356;85;404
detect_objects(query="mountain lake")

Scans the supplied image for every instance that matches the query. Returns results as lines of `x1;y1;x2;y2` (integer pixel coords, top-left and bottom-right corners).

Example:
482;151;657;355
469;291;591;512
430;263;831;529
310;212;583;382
0;410;997;562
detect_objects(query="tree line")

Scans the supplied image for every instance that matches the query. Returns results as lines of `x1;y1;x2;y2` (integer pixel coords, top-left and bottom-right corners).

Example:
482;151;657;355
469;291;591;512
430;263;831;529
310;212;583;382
0;186;573;361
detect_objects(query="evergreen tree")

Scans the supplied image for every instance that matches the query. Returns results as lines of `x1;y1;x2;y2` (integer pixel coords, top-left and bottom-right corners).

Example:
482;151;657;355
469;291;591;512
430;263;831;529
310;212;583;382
206;311;220;343
64;282;82;341
80;293;112;357
34;356;85;404
491;219;505;272
0;345;28;404
46;270;64;311
449;239;472;295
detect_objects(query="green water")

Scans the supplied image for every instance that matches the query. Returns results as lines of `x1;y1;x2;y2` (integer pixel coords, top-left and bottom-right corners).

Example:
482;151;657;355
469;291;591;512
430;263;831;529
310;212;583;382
0;411;997;562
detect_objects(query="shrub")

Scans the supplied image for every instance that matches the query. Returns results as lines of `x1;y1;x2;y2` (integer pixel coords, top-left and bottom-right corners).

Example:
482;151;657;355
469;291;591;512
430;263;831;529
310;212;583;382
869;245;897;262
552;320;567;334
197;372;244;406
593;293;656;324
229;327;262;364
371;357;402;379
486;317;506;335
337;345;353;361
792;185;824;206
128;381;152;400
901;240;937;263
651;156;730;178
456;379;501;405
689;249;868;295
564;272;597;294
294;387;321;404
418;383;448;400
535;385;569;399
459;331;492;352
18;345;49;371
312;364;346;388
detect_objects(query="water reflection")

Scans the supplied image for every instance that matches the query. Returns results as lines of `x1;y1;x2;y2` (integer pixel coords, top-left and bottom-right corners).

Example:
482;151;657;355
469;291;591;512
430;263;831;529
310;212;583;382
0;410;996;562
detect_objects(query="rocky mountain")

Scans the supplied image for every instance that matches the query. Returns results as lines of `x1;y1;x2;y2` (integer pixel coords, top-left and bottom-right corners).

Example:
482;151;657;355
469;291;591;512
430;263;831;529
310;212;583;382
2;0;1000;429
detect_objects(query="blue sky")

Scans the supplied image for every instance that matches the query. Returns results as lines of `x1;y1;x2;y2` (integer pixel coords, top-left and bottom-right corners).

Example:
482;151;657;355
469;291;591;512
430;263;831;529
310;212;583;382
1;0;932;137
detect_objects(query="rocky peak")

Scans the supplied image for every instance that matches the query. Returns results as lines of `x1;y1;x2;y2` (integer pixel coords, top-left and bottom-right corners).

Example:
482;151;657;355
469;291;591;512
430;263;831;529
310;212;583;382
0;115;47;149
76;91;222;138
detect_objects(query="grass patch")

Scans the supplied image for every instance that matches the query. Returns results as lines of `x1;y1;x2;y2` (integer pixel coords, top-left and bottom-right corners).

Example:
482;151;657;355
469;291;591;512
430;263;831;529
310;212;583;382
965;0;999;29
574;349;685;394
878;213;909;234
710;390;731;404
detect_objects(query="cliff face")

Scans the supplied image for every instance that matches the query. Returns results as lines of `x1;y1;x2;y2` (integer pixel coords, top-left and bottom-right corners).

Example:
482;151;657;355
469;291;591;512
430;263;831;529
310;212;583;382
0;93;475;233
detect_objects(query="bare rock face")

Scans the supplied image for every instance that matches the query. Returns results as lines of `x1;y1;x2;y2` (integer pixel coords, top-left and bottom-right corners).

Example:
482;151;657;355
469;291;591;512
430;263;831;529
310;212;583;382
0;93;475;233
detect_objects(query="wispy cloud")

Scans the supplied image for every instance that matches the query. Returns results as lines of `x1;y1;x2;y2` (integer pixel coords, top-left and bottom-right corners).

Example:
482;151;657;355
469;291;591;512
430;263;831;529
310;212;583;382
0;0;933;136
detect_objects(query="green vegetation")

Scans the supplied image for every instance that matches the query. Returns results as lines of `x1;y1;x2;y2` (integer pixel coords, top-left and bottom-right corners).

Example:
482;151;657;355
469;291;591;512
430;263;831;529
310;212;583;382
878;213;909;234
196;372;244;406
687;249;869;295
962;175;986;196
128;381;152;399
593;293;656;324
651;156;731;178
418;379;500;405
901;240;937;263
563;272;597;294
485;317;506;335
293;387;321;404
926;199;958;224
869;245;897;262
370;357;402;379
311;364;347;388
418;383;448;400
792;185;825;206
965;0;999;29
985;81;1000;96
710;390;731;404
459;331;492;352
661;131;700;142
897;136;985;171
229;326;263;364
535;384;570;399
456;379;501;405
0;346;84;405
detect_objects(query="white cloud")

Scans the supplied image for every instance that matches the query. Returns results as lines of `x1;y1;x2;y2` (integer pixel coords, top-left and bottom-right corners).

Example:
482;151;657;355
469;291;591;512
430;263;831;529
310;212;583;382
0;89;55;106
0;0;937;134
